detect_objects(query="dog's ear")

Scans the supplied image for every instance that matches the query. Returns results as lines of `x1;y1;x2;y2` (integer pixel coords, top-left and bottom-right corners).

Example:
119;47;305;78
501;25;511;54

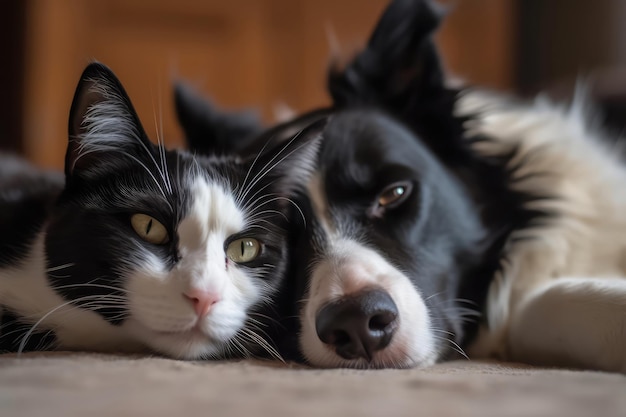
328;0;446;110
174;81;262;156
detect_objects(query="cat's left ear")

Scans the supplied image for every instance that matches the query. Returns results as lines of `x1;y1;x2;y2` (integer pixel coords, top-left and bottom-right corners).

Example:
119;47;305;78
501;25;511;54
66;62;153;178
245;118;327;198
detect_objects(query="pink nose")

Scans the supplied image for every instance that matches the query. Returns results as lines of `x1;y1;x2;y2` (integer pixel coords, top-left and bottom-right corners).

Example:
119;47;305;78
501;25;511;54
183;289;221;317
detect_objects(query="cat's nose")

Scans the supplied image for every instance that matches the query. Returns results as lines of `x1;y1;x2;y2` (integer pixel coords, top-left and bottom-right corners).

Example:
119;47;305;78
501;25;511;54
183;289;221;317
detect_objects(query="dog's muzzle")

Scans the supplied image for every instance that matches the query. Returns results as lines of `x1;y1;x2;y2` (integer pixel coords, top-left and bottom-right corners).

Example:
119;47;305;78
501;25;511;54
315;288;399;361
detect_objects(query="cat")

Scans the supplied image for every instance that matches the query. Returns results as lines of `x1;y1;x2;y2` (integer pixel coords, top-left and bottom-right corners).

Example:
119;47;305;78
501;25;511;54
0;62;322;361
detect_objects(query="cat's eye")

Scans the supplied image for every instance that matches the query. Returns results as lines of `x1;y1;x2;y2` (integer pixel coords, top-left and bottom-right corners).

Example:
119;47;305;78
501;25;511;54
131;214;170;245
226;238;261;264
377;181;412;208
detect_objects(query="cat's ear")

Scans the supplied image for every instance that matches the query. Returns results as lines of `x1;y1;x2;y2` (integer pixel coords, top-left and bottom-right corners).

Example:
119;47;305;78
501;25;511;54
328;0;446;109
174;81;262;156
66;62;152;177
245;117;327;198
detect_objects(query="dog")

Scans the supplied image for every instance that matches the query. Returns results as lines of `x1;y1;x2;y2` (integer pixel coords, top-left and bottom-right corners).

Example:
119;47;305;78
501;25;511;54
177;0;626;372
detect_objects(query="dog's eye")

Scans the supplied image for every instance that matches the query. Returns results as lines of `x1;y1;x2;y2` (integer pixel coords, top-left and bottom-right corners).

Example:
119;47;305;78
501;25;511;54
226;238;261;264
131;214;170;245
377;182;412;208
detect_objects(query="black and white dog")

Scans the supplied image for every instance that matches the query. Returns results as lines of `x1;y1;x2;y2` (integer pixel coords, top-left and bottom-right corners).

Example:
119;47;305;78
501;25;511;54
178;0;626;372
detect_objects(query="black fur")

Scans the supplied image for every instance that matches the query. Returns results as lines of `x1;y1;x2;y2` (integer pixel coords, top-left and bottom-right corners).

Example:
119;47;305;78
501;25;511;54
0;156;63;267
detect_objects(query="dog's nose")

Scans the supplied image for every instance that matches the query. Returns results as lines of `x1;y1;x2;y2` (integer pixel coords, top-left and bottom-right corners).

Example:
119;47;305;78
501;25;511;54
315;289;398;361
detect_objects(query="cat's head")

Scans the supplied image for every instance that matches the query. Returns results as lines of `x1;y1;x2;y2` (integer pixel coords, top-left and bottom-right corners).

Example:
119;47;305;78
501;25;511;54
44;63;321;359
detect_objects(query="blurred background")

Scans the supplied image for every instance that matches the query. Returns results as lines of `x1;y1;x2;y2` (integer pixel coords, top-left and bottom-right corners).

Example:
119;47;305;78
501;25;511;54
1;0;626;170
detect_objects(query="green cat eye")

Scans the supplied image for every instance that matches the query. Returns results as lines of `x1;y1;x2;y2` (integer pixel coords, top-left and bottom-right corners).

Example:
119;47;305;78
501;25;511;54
131;214;169;245
226;238;261;264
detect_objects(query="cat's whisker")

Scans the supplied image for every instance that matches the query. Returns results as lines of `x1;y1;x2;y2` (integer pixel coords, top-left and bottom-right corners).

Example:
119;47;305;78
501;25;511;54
244;193;305;221
240;327;284;363
239;182;277;213
175;152;183;192
248;312;286;330
237;127;308;204
0;294;127;336
190;154;203;182
242;136;311;200
244;218;279;230
219;341;234;359
253;196;306;226
16;294;129;355
246;322;278;342
245;317;267;328
46;263;76;273
236;174;278;212
109;151;172;208
156;82;172;194
50;282;133;294
245;208;286;220
244;224;273;234
245;195;288;215
236;136;276;207
34;330;56;351
146;91;173;196
229;334;252;358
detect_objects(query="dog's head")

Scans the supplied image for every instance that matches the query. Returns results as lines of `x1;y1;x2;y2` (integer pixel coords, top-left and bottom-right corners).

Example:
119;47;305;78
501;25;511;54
297;108;486;368
288;0;488;368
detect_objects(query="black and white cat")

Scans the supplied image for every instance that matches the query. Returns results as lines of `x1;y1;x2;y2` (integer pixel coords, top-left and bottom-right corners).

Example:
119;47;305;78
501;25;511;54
0;63;321;360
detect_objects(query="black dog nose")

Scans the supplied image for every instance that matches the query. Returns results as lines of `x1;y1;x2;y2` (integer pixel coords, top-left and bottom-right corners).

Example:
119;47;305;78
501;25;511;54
315;288;399;361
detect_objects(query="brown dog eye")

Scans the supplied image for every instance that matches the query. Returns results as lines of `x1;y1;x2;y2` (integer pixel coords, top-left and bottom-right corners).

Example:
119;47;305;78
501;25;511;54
377;182;412;208
378;185;406;206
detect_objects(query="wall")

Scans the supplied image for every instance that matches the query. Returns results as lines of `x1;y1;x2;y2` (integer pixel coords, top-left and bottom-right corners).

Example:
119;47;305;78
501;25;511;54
7;0;515;169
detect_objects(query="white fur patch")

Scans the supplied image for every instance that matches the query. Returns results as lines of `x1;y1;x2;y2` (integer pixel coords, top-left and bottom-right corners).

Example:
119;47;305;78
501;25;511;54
509;277;626;373
457;90;626;371
125;176;259;359
299;176;438;368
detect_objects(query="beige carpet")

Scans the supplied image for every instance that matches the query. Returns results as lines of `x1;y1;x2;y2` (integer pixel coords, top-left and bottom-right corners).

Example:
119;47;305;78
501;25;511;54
1;352;624;417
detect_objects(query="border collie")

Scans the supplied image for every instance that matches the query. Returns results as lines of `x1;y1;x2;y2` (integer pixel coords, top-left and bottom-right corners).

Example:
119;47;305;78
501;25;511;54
178;0;626;372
